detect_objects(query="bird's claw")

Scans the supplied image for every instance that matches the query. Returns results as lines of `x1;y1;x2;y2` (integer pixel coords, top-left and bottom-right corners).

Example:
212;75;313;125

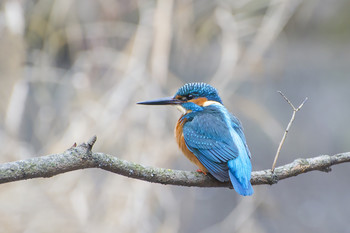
196;169;207;175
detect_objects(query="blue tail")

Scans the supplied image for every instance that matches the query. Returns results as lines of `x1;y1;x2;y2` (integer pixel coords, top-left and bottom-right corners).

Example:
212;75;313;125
228;155;253;196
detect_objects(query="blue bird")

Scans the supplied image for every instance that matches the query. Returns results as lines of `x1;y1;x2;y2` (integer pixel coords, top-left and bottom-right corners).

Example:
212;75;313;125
138;83;253;196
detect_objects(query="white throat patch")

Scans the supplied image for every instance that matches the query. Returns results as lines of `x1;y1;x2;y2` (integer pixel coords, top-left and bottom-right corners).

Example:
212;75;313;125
176;105;187;114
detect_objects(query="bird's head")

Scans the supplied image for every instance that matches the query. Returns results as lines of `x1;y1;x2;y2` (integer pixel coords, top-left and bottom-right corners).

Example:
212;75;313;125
138;83;222;114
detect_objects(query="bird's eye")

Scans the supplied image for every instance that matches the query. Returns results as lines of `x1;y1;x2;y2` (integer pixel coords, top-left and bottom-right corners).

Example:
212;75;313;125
179;94;194;101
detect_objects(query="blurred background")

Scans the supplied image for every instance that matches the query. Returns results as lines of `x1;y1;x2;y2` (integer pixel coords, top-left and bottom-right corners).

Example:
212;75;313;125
0;0;350;232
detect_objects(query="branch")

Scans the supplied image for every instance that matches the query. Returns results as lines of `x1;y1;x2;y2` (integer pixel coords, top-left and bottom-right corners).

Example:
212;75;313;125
272;92;308;171
0;136;349;187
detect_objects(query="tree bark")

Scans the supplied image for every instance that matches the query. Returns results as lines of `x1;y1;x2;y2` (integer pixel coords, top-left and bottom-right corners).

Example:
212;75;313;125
1;136;349;188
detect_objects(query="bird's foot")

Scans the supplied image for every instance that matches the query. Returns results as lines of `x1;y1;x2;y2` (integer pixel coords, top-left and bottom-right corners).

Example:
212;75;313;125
196;169;207;175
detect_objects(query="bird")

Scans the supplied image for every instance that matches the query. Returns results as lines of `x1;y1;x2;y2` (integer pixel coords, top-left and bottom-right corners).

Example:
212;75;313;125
138;83;253;196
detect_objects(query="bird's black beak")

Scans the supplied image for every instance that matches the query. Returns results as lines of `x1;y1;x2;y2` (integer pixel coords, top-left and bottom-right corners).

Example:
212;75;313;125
137;96;182;105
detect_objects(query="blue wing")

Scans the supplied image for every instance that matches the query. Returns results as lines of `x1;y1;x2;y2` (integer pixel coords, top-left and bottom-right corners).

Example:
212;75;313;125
182;106;242;182
230;114;251;159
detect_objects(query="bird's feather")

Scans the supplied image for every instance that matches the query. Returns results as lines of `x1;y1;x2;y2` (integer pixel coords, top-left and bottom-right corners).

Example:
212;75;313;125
228;157;253;196
229;114;251;159
182;106;239;181
182;104;253;195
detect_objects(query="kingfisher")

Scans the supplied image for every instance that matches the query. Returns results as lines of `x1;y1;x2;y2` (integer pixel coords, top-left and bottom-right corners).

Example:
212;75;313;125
138;83;253;196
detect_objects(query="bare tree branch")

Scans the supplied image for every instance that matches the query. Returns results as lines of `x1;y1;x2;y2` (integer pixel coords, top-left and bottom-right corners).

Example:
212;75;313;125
0;136;349;188
272;92;308;171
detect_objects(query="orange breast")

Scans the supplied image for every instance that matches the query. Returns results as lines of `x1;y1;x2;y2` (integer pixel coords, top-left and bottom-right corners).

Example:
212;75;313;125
175;117;208;173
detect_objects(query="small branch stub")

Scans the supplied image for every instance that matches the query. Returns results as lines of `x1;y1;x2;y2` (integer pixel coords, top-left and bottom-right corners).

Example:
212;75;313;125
271;92;308;172
87;135;97;150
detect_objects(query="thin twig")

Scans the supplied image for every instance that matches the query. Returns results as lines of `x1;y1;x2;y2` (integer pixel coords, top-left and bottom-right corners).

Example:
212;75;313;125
272;91;308;172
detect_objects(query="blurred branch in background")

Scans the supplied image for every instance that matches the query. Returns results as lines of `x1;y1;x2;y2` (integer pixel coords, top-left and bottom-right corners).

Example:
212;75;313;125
1;136;349;187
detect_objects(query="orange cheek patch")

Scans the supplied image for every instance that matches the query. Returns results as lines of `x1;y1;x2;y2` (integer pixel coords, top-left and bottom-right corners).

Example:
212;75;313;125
189;97;208;106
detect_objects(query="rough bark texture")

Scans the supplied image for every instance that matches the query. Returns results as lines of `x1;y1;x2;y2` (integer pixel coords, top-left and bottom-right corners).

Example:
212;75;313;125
1;136;349;188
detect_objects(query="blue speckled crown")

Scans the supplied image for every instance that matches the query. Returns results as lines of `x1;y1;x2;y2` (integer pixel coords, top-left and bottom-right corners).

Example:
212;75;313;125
175;83;222;104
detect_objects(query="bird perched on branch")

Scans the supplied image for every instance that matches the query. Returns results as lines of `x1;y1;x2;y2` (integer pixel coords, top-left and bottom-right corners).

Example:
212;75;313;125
138;83;253;196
